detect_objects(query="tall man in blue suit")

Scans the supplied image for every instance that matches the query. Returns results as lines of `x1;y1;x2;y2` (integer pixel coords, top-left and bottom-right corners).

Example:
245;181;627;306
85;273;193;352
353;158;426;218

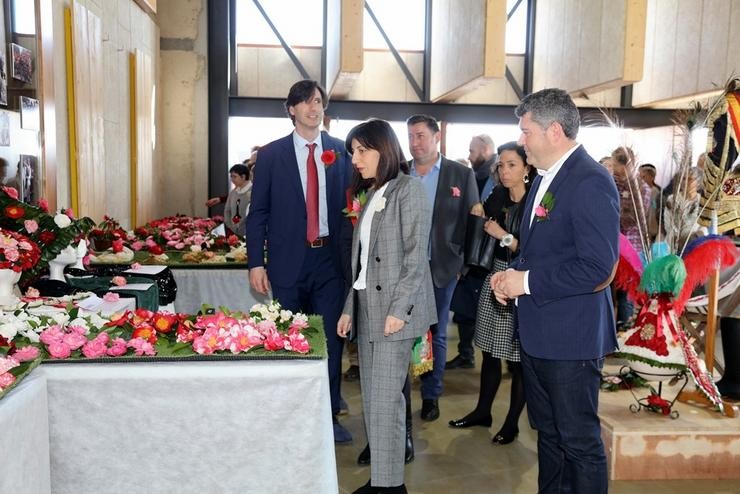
492;88;619;493
245;80;353;443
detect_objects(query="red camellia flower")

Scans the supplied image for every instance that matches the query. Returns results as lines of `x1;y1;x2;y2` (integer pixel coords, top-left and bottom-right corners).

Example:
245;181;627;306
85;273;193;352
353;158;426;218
320;150;337;166
227;234;239;246
152;313;178;333
132;324;158;344
149;244;164;255
2;186;19;200
4;205;25;219
38;198;49;212
38;231;56;245
111;238;124;253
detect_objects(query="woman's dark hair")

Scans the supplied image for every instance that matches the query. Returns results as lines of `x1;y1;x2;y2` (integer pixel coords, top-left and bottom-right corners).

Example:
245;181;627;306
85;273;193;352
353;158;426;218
345;119;407;188
497;141;537;188
229;164;250;181
284;80;328;124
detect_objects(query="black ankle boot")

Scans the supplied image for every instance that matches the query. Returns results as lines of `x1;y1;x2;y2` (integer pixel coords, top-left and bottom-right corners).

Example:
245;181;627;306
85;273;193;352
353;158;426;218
357;443;370;465
351;479;375;494
405;398;414;464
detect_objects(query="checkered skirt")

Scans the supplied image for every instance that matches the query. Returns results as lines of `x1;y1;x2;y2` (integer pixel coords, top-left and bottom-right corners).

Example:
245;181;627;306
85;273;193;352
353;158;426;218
473;258;520;361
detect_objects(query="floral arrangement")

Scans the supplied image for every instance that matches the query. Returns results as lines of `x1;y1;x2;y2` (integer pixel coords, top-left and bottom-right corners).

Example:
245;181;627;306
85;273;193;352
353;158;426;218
342;190;367;227
0;187;94;283
0;228;41;272
88;215;128;252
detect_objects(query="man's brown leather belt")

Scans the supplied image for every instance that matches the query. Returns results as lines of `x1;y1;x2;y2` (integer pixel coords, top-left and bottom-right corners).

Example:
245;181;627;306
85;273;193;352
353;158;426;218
306;236;329;248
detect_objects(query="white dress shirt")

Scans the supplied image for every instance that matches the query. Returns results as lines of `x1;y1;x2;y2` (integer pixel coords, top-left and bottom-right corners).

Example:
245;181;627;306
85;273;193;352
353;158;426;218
293;131;329;237
353;183;390;290
523;143;581;295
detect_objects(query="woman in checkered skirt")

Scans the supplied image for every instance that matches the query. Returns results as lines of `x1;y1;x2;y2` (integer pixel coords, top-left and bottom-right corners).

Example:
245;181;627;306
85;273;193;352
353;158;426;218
448;142;537;445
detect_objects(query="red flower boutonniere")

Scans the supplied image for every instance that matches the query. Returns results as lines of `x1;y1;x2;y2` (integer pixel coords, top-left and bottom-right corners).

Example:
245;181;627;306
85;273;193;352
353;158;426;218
451;186;461;197
534;192;555;222
232;215;241;225
321;150;339;167
342;190;368;227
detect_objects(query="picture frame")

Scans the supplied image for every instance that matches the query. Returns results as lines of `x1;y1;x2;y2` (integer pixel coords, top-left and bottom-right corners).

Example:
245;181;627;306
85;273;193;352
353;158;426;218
19;95;38;130
18;154;37;204
0;111;9;146
10;42;32;85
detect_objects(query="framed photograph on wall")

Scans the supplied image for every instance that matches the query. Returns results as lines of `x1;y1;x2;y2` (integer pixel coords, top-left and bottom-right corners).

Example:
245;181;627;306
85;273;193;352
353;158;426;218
0;111;9;146
18;154;37;204
19;95;38;130
10;42;32;85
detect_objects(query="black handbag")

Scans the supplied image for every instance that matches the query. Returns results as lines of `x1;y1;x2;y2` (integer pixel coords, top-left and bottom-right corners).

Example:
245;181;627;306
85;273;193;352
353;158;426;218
450;272;486;321
463;214;497;272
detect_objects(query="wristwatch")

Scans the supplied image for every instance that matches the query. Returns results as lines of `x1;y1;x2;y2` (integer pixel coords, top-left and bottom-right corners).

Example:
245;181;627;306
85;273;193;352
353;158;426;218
500;233;514;247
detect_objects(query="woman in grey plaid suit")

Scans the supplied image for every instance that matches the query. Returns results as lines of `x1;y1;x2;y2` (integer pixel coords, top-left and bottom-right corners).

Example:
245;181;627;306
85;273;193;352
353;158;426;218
338;119;437;494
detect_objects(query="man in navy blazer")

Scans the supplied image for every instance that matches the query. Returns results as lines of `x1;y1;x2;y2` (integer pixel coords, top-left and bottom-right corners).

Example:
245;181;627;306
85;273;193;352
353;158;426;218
407;115;479;421
492;88;619;493
245;80;353;443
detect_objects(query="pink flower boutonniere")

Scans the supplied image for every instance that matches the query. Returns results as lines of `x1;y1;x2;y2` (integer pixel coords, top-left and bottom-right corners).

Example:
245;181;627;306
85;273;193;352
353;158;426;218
534;192;555;222
451;186;461;197
321;150;340;167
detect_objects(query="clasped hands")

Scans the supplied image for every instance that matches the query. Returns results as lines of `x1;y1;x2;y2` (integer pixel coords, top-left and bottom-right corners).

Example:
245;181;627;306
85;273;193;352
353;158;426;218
490;269;526;305
337;314;405;338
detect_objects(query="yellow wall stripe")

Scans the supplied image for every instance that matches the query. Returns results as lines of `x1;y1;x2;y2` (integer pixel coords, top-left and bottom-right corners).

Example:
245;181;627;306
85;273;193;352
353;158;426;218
63;7;79;214
129;52;137;227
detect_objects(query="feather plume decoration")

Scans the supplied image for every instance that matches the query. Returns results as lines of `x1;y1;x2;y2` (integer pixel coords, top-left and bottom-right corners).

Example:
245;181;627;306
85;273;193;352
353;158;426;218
615;234;645;303
639;254;686;297
673;236;739;313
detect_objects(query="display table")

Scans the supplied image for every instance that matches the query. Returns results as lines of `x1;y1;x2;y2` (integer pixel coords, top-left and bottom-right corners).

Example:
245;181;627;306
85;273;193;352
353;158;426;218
171;268;271;313
0;370;51;494
43;359;337;493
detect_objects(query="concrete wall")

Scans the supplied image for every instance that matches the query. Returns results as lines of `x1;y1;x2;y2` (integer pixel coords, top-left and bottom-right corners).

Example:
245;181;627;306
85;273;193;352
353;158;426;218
52;0;159;227
158;0;208;218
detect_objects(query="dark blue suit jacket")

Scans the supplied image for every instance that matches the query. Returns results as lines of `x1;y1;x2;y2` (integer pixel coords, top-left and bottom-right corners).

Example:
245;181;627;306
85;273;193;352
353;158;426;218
512;145;620;360
245;131;352;287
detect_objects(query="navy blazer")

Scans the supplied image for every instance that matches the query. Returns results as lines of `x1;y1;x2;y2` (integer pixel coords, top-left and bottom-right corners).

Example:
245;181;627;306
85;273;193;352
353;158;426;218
245;131;352;287
512;145;620;360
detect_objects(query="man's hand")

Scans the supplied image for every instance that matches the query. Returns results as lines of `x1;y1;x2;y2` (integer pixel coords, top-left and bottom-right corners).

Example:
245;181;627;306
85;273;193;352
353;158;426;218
249;267;271;295
490;269;526;304
384;315;405;336
337;314;352;338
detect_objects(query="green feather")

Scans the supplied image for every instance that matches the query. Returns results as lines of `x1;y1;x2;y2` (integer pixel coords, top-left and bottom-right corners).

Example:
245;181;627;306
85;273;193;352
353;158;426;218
639;255;686;296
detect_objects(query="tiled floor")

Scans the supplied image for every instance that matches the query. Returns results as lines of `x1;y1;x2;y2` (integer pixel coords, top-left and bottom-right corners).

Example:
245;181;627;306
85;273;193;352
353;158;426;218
335;331;740;494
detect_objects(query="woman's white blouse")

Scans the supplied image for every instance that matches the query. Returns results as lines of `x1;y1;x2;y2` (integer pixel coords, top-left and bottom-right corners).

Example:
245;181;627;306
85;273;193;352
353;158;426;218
353;182;389;290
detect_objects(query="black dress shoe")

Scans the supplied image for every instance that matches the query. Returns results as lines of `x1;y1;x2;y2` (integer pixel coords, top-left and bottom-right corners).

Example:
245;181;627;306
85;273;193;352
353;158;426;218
448;413;492;428
351;479;375;494
491;427;519;445
357;440;415;465
378;485;408;493
357;444;370;465
445;354;475;369
421;399;440;421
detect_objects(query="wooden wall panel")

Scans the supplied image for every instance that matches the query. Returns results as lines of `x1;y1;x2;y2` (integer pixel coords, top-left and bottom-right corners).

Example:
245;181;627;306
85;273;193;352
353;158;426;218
236;46;322;98
633;0;740;107
72;2;106;220
533;0;646;95
135;49;154;225
326;0;363;98
429;0;506;102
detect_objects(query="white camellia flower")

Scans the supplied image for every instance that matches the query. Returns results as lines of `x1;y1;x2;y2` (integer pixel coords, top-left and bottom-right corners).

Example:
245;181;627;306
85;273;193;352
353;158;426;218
375;196;387;212
68;317;90;333
50;312;71;326
279;309;293;322
54;213;72;228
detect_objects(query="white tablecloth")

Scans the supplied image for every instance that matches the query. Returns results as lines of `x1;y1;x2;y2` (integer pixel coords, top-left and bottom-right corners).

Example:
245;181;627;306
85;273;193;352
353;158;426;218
171;268;271;314
0;370;51;494
43;359;337;494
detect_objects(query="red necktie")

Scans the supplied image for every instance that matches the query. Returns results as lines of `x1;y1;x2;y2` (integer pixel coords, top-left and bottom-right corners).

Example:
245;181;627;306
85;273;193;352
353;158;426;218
306;143;319;242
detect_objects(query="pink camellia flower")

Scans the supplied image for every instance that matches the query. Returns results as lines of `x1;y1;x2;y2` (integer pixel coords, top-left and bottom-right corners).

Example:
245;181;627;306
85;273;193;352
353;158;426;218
18;241;32;251
262;328;285;351
12;345;40;362
106;338;128;357
127;337;155;356
451;186;461;197
62;332;88;350
25;287;40;298
64;208;75;219
82;339;108;358
2;186;19;200
0;372;16;389
23;219;38;233
103;292;120;302
131;262;142;270
94;332;110;345
83;255;91;266
4;248;18;262
286;332;310;354
0;356;20;374
39;325;64;345
130;241;144;251
47;341;72;359
534;205;548;219
68;325;88;335
111;276;127;287
38;198;49;212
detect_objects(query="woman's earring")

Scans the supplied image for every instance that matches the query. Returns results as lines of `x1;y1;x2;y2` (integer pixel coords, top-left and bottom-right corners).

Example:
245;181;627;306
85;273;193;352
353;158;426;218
523;175;530;184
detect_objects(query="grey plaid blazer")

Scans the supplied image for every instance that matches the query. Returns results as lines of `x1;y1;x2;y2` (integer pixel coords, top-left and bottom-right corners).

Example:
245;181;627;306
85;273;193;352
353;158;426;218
343;174;437;342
